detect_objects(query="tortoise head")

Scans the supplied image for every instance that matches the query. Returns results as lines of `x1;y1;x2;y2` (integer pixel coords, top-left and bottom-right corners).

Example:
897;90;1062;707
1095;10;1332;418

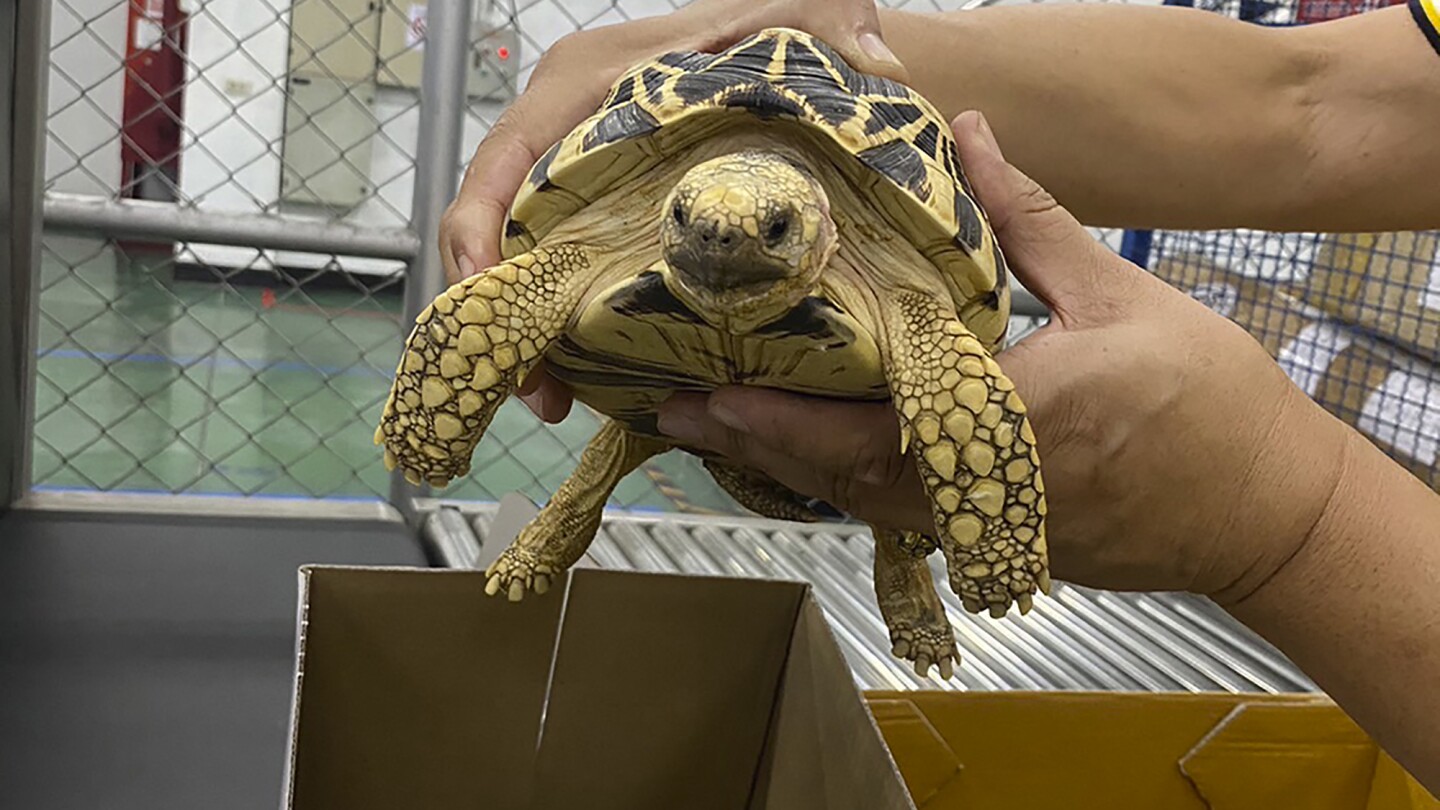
660;150;835;334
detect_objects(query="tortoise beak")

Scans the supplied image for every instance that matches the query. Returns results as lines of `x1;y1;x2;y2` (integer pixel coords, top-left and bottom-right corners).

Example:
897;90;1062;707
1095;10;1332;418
668;220;789;291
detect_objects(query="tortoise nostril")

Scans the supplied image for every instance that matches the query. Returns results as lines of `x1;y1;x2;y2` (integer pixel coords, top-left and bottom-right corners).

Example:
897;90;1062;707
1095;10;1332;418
719;233;735;248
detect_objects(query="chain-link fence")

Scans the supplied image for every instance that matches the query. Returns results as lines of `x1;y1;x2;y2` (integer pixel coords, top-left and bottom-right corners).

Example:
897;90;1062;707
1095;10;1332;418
31;0;1081;515
1128;0;1440;492
36;0;1440;513
49;0;1428;519
38;0;418;501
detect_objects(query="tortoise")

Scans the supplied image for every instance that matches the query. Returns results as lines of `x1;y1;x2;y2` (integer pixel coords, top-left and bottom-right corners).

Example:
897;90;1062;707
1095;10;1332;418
376;27;1050;679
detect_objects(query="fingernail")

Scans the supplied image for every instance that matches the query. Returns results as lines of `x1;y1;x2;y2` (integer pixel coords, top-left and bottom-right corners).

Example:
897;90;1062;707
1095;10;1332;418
656;411;702;442
858;33;901;68
972;111;1004;160
458;255;477;278
709;402;748;434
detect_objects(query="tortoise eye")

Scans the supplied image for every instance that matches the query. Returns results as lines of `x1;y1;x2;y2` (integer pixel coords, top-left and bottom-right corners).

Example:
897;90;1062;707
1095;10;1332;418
672;203;686;227
765;213;790;245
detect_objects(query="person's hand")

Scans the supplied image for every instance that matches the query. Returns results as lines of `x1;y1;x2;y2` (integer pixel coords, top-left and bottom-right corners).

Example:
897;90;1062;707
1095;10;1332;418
439;0;909;423
654;110;1352;603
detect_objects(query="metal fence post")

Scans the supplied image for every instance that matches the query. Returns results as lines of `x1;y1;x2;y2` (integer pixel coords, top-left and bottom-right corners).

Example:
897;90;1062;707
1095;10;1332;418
2;0;51;509
390;0;475;512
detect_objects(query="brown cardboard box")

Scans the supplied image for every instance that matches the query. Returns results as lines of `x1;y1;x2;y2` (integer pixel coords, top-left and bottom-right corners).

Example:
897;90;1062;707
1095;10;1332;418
1153;253;1440;491
277;552;1438;809
280;564;916;810
279;561;1440;810
1307;231;1440;365
1150;250;1317;358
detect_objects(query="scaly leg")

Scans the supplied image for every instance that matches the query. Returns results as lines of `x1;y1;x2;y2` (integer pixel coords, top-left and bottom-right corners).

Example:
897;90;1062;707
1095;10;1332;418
704;459;822;522
375;244;595;487
873;527;958;680
485;419;669;600
881;290;1051;618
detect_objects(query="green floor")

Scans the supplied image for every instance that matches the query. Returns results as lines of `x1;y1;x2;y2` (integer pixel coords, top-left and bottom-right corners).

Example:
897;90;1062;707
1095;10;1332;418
30;234;740;514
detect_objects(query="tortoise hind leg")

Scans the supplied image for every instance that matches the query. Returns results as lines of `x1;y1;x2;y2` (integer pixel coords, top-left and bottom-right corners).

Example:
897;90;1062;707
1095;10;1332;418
703;459;823;522
486;419;670;600
873;527;958;680
879;290;1051;619
706;458;959;678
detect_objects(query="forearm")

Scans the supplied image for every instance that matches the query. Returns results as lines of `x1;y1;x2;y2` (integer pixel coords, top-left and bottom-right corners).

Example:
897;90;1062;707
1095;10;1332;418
1227;420;1440;794
879;4;1440;231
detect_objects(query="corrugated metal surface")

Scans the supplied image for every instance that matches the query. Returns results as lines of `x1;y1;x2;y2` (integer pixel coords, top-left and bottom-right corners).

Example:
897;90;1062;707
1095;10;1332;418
438;504;1315;695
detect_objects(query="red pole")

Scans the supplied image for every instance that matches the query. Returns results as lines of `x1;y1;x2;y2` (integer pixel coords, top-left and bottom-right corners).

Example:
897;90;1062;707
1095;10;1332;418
119;0;189;254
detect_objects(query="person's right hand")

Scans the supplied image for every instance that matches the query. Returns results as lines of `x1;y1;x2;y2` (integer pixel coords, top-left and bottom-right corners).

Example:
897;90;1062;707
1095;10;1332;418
438;0;909;423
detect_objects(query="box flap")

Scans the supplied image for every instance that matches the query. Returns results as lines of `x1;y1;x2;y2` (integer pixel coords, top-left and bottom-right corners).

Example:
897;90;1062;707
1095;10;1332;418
472;492;540;572
1180;702;1383;809
1367;751;1440;810
752;599;918;810
285;565;568;809
865;699;961;805
526;568;806;810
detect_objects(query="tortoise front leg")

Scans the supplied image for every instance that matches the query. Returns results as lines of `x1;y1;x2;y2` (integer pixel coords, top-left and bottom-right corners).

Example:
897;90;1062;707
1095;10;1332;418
376;244;595;488
485;419;670;600
879;289;1051;618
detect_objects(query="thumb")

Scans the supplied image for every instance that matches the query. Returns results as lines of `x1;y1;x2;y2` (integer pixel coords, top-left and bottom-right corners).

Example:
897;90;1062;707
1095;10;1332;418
656;386;909;486
951;110;1136;322
752;0;909;84
833;0;910;84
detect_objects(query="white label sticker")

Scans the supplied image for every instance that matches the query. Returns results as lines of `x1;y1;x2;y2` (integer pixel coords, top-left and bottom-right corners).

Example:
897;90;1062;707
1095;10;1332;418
406;4;427;48
1195;228;1318;284
1421;239;1440;313
1187;282;1239;320
1276;321;1352;398
1359;369;1440;466
133;17;163;51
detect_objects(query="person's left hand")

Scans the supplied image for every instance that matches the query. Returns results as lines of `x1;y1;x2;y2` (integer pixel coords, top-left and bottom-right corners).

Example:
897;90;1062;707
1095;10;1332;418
652;109;1345;603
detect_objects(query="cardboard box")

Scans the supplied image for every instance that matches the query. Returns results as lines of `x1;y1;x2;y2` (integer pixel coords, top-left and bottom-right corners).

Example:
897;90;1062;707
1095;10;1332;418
278;559;1438;809
1307;231;1440;366
280;564;916;809
868;691;1439;809
1153;253;1440;491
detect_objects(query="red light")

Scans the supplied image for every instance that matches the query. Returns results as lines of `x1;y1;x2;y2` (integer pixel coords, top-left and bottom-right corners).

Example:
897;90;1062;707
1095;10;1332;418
496;46;510;60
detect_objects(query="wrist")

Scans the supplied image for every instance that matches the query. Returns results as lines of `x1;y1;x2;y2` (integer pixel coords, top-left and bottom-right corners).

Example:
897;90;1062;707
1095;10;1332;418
1202;386;1352;607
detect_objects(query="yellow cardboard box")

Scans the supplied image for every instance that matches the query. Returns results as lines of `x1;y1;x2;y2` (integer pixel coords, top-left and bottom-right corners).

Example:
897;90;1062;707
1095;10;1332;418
868;691;1438;809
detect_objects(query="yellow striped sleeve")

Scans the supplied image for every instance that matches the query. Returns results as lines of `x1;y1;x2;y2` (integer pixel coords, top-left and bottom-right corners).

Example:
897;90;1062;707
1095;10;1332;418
1412;0;1440;55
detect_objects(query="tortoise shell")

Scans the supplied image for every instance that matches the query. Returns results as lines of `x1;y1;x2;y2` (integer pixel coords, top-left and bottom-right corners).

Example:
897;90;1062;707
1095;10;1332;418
499;26;1011;349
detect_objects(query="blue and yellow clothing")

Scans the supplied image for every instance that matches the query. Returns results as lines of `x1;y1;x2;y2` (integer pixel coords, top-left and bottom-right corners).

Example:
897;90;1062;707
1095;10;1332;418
1411;0;1440;53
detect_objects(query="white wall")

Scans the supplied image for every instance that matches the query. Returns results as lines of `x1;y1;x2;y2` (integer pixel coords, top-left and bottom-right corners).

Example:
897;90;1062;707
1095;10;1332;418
46;0;127;197
174;0;612;276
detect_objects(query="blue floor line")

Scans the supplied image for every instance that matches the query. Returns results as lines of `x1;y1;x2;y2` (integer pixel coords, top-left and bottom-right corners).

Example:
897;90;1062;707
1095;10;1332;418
32;484;683;513
31;484;389;503
36;347;395;380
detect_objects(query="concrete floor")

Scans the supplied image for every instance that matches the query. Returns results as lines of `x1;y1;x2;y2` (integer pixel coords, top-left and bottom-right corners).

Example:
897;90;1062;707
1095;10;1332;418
29;235;741;514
